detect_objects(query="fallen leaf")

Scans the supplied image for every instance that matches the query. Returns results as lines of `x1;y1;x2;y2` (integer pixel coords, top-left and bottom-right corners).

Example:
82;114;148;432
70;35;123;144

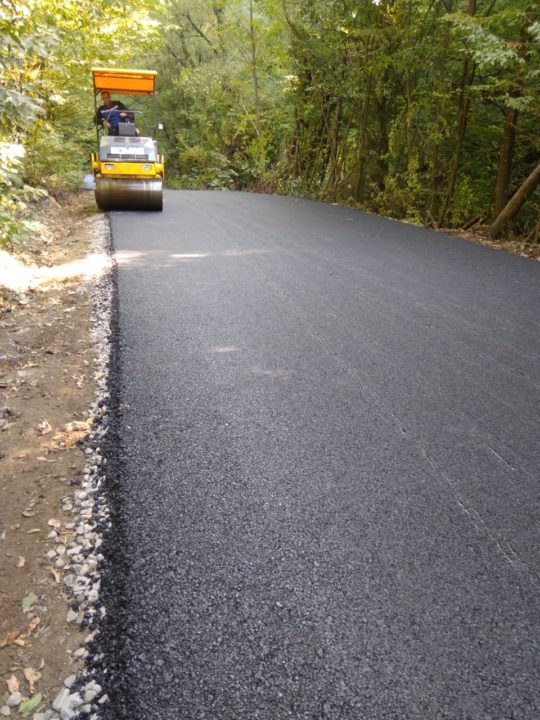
51;569;62;583
15;453;28;460
0;629;22;647
64;421;90;433
27;617;40;635
23;667;41;694
63;430;87;448
18;692;42;714
48;518;61;528
38;420;52;435
26;529;41;534
17;556;25;568
38;659;45;670
6;675;19;693
22;592;38;613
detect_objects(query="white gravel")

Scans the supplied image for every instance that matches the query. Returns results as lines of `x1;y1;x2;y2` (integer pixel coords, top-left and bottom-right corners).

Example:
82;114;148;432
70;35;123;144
39;212;114;720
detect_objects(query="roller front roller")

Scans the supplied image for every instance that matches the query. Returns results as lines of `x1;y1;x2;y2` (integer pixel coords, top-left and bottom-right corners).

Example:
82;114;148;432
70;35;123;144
95;178;163;211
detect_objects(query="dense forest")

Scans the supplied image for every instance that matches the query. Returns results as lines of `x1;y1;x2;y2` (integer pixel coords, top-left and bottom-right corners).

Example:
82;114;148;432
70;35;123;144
1;0;539;245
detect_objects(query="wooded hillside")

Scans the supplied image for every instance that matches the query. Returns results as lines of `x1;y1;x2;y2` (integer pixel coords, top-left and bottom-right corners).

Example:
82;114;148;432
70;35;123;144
2;0;539;244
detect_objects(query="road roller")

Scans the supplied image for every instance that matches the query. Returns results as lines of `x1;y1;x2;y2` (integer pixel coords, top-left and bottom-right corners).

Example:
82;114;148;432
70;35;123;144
91;67;164;211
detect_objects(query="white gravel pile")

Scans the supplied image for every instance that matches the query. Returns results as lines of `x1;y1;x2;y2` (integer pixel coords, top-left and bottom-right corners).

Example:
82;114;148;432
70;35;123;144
42;213;114;720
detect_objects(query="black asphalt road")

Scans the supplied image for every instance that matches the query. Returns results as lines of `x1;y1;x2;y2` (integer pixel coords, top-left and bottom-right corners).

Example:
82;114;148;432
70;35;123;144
104;191;539;720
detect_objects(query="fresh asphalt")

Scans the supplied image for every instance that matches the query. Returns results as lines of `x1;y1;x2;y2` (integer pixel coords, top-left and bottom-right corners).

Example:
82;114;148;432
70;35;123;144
103;191;539;720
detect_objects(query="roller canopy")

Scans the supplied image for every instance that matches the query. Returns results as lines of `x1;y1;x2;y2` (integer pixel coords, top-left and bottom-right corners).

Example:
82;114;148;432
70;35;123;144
92;68;158;96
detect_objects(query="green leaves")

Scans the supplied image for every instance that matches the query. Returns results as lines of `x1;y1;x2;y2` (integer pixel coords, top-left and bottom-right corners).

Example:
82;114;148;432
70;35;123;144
18;693;42;714
21;592;38;613
153;0;291;187
445;12;518;70
0;0;537;238
0;0;61;131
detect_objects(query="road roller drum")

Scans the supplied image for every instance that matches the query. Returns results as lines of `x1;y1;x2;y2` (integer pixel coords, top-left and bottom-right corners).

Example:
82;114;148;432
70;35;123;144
95;178;163;211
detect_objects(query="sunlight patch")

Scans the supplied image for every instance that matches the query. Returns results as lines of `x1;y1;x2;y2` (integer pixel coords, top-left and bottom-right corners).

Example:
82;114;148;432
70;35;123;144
0;250;111;292
115;250;147;265
209;345;241;354
250;365;289;378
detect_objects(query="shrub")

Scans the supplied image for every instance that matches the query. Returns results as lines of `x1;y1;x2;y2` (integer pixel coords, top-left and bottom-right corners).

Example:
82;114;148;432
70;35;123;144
0;142;45;248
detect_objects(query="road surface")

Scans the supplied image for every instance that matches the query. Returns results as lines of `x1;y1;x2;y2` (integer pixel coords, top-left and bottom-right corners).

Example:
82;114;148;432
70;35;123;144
101;191;539;719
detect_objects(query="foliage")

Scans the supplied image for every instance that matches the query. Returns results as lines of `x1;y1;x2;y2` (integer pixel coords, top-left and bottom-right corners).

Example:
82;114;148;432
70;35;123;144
175;146;238;189
148;0;291;188
269;0;540;234
0;0;160;242
1;0;538;241
0;142;45;247
24;121;90;191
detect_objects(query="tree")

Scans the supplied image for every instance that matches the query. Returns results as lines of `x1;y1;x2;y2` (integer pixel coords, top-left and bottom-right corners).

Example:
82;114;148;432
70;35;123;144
1;0;538;243
489;162;540;239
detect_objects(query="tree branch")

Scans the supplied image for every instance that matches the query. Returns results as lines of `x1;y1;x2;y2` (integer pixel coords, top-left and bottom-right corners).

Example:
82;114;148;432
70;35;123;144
182;12;215;49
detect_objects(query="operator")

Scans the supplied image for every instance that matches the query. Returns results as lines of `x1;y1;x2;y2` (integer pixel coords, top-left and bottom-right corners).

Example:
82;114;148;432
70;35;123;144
96;90;134;136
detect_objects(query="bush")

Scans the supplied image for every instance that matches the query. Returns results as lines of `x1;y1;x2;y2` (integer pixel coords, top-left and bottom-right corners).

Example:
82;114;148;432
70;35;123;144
24;121;88;191
448;176;476;228
175;146;238;190
0;142;45;248
371;174;423;224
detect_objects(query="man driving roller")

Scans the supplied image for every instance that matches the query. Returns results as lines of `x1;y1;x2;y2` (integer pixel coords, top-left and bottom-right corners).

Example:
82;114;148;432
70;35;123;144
96;90;133;135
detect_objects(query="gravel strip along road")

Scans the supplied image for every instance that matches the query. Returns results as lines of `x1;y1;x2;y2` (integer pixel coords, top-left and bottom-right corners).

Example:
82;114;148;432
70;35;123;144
103;191;539;720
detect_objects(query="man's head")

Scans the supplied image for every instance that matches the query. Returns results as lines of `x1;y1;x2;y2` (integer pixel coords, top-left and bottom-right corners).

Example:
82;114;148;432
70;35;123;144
100;91;112;106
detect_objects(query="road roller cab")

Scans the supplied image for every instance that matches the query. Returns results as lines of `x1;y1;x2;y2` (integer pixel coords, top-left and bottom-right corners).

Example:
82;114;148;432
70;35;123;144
91;68;164;211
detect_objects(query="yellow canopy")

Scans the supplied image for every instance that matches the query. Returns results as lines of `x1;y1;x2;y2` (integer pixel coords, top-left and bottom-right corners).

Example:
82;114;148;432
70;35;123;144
92;68;158;96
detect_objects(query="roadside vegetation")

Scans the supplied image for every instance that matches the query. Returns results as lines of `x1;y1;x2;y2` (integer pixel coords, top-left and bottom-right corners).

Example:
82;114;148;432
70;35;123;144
1;0;539;246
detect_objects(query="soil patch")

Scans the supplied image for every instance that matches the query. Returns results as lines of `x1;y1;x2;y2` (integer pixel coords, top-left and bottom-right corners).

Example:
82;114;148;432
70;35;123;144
0;192;106;714
438;224;540;261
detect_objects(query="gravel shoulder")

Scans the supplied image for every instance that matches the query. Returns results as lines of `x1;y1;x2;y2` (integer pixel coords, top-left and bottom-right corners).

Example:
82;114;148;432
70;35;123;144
0;193;111;719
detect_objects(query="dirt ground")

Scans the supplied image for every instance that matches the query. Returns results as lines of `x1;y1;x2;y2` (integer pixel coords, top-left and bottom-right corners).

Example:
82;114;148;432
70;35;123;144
441;224;540;261
0;193;104;714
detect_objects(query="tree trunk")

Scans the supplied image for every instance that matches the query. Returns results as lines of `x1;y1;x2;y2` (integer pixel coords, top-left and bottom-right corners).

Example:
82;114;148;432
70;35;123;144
439;0;477;225
491;10;532;220
326;52;349;200
439;56;475;224
353;74;373;201
325;96;343;200
428;11;452;221
405;66;413;166
489;162;540;239
307;96;333;183
249;0;261;135
429;97;443;221
493;106;519;218
291;107;302;176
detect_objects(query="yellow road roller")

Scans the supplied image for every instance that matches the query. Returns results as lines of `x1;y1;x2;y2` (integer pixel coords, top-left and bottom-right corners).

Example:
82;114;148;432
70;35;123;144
91;67;164;211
